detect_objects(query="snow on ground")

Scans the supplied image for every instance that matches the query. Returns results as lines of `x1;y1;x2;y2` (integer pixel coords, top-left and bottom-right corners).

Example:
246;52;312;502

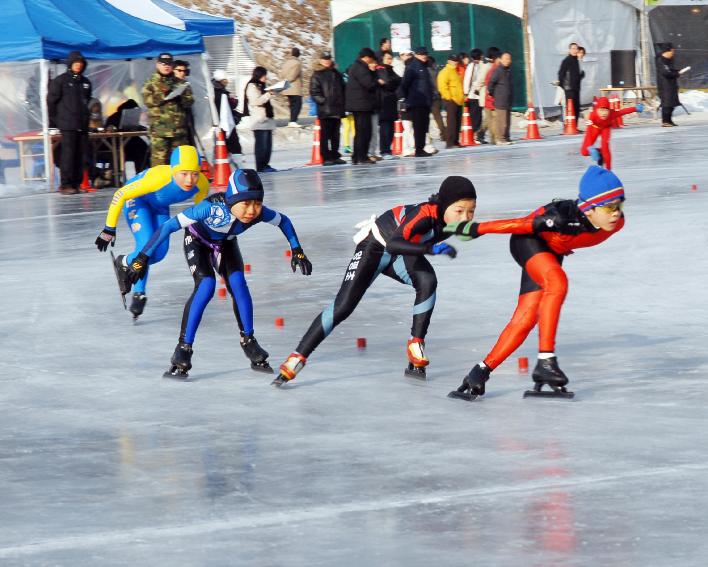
1;117;708;566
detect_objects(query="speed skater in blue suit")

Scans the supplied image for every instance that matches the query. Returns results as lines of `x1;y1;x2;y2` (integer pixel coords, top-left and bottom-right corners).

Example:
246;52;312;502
95;145;209;320
125;169;312;378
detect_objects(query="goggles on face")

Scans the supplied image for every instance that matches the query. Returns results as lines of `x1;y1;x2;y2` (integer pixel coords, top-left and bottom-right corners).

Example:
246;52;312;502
594;201;623;214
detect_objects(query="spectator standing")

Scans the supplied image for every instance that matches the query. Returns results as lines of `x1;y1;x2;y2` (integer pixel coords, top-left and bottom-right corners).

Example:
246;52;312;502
376;38;392;62
142;53;194;167
437;54;465;149
173;60;196;145
401;46;434;157
488;52;514;145
463;48;485;137
47;50;92;195
376;51;402;159
280;48;303;127
427;57;446;140
212;69;243;166
558;43;582;125
481;47;501;145
345;48;378;165
310;50;347;165
244;66;277;172
655;43;688;127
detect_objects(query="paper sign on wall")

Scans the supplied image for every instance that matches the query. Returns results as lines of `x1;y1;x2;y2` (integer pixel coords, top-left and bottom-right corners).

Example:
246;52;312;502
391;23;411;53
431;21;451;51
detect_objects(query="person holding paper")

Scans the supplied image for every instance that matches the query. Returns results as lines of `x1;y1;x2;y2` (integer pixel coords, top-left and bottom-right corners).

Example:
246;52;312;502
142;53;194;166
655;42;689;127
244;67;277;172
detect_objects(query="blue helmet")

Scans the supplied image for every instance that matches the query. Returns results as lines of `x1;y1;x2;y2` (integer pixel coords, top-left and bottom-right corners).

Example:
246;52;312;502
224;169;264;206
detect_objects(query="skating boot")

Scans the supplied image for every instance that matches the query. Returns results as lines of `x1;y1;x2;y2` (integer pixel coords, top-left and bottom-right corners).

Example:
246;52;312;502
524;356;574;399
240;332;273;373
271;352;307;388
404;338;429;380
129;293;147;322
109;251;131;308
448;364;491;401
163;342;193;379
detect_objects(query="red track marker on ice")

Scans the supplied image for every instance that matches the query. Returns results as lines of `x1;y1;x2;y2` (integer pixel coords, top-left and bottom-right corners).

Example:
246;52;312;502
357;337;367;349
518;357;529;373
275;317;285;328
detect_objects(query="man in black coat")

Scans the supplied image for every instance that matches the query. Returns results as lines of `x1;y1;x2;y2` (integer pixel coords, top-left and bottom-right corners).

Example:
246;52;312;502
655;43;689;127
488;52;514;145
376;51;402;157
401;46;434;157
47;50;92;194
345;48;379;165
212;69;243;161
558;43;582;127
310;51;347;165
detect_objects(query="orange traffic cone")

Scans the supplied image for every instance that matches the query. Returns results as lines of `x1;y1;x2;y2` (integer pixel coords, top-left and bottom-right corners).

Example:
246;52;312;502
563;99;580;135
458;105;477;146
80;169;96;192
212;130;231;190
523;105;542;140
392;118;403;155
307;119;323;165
200;156;214;183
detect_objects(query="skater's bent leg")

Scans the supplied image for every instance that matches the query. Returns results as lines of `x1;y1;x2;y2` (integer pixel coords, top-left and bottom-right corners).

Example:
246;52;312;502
295;239;387;357
125;204;159;294
180;276;216;344
484;290;542;369
383;255;437;339
220;239;252;334
524;252;568;354
600;129;612;170
226;271;253;335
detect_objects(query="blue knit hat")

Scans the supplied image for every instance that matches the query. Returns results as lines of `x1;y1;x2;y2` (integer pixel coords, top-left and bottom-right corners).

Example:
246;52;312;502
224;169;264;206
577;166;625;212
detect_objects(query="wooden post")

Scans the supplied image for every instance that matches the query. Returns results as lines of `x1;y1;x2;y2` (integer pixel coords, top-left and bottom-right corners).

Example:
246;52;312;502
522;0;533;106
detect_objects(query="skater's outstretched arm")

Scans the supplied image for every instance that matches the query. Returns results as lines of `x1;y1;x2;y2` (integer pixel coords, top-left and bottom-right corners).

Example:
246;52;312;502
103;168;169;230
261;207;312;275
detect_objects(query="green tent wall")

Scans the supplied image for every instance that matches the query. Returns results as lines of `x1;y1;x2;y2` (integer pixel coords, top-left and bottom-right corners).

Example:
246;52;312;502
334;2;526;110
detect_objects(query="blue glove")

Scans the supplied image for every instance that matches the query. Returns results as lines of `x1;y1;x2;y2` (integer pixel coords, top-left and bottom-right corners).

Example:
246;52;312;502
635;103;644;113
589;147;601;163
430;242;457;258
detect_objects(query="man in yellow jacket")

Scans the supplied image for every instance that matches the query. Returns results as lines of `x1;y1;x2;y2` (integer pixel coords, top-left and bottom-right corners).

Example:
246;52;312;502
437;54;466;149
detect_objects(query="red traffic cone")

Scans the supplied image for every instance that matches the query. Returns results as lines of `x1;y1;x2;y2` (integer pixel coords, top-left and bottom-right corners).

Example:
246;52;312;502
80;169;96;192
392;118;404;155
458;105;477;146
307;119;323;165
523;105;542;140
212;130;231;190
563;99;580;135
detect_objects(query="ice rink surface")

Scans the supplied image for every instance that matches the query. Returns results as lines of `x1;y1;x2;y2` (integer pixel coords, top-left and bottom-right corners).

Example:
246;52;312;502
1;121;708;566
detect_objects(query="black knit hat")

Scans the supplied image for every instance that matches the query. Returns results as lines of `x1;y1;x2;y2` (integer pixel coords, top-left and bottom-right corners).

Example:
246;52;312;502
430;176;477;220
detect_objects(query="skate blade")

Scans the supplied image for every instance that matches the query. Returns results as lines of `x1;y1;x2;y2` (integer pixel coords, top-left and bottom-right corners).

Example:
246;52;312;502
163;367;189;380
404;366;427;381
271;376;289;388
447;390;479;401
110;251;127;310
251;362;274;374
523;389;574;399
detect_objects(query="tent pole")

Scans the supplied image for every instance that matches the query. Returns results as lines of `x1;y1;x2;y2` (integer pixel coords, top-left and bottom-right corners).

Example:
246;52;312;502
522;0;533;106
201;53;218;127
639;8;651;87
39;59;53;189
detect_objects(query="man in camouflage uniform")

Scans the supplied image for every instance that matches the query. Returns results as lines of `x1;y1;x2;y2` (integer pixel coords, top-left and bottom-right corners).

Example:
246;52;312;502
142;53;194;166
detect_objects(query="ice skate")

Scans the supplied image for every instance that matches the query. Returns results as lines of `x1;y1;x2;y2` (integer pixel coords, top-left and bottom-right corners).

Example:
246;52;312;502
129;293;147;321
448;364;490;401
271;352;306;387
110;251;130;308
163;342;193;379
523;356;574;399
240;332;273;373
404;338;429;380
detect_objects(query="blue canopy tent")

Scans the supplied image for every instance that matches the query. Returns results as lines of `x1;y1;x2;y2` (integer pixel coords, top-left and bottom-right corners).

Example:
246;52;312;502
0;0;212;186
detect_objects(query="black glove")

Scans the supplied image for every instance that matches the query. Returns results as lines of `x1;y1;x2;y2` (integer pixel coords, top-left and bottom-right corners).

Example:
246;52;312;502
290;247;312;276
95;226;116;252
126;253;150;285
532;208;582;235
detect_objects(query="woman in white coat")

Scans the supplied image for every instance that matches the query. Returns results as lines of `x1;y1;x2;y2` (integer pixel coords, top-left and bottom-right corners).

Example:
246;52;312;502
244;66;277;172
